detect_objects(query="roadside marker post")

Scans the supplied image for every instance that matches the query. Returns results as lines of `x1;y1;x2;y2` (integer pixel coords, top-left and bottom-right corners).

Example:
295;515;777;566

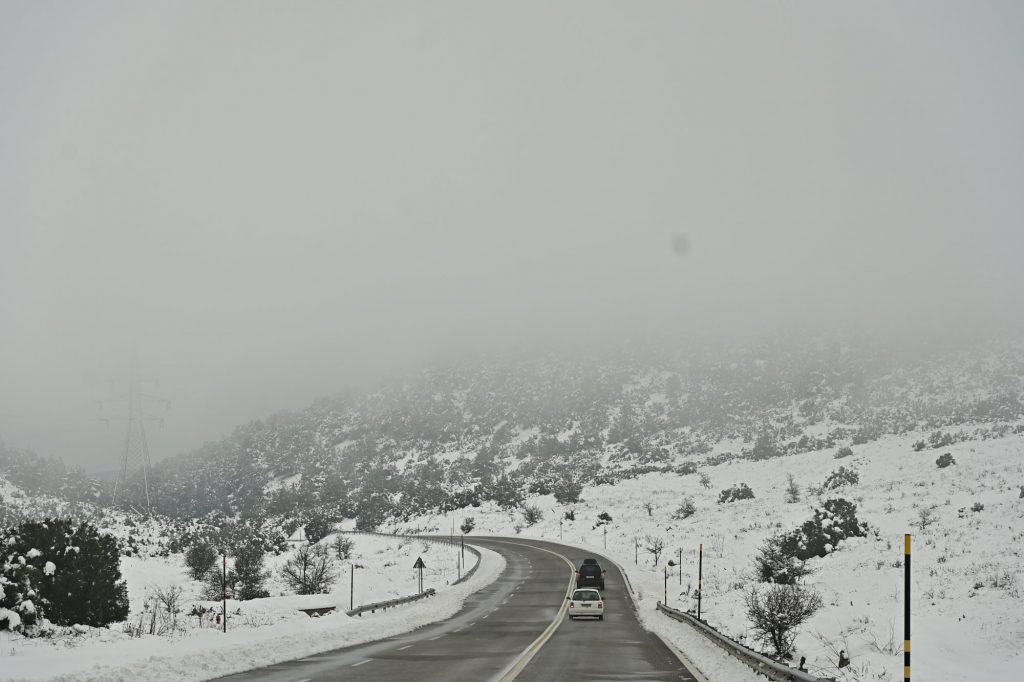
221;553;227;633
697;543;703;621
905;534;911;682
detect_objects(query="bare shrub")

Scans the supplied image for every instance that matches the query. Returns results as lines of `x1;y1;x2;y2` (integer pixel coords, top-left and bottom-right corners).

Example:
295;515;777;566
522;504;543;527
149;584;186;635
915;507;938;532
644;535;665;565
333;534;355;560
698;472;712;489
784;473;800;503
280;544;337;595
745;584;823;657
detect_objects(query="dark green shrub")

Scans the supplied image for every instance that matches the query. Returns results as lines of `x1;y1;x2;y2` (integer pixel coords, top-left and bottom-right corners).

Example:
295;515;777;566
718;483;755;504
936;453;955;469
1;518;128;629
754;531;813;584
823;467;859;489
232;540;269;600
834;447;854;459
798;498;868;558
185;541;218;581
672;497;696;519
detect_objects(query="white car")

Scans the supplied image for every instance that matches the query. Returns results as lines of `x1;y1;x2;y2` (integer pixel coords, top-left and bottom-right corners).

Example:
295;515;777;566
567;588;604;620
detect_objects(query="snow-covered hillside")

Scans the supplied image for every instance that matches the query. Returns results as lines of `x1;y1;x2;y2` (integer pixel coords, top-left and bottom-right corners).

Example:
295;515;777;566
390;430;1024;681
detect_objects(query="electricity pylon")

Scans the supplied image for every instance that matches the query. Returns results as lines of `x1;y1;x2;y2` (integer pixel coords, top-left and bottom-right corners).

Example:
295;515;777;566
100;362;169;514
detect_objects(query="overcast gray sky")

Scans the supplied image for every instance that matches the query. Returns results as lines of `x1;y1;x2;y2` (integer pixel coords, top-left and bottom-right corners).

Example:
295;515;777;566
2;1;1023;471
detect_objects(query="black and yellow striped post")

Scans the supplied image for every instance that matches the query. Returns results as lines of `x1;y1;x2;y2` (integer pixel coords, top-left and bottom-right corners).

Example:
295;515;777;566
904;533;911;681
697;543;704;621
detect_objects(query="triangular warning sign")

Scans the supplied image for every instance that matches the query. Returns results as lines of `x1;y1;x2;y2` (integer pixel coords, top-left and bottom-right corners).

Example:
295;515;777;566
413;556;426;569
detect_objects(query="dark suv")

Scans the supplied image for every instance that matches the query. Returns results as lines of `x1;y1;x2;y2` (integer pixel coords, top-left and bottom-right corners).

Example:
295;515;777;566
576;558;606;590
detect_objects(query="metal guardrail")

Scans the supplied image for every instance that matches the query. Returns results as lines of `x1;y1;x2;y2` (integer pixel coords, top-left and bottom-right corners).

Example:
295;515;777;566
451;543;481;585
656;602;832;682
336;530;482;617
346;588;436;617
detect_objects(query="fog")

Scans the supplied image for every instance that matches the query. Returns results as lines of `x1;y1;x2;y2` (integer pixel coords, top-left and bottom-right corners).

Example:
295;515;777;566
2;1;1023;471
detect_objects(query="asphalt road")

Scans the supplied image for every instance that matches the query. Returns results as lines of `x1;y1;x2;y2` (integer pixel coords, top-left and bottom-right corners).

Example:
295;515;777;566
215;537;701;682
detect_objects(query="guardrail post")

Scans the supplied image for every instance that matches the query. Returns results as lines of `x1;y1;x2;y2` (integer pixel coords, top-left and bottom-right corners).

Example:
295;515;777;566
905;533;911;682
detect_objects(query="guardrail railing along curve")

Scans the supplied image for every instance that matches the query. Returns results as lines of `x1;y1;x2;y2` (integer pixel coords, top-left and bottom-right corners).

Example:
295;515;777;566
656;601;833;682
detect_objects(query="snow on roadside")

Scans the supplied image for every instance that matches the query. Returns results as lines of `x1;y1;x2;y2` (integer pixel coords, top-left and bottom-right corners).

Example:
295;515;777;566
393;432;1024;681
0;538;501;682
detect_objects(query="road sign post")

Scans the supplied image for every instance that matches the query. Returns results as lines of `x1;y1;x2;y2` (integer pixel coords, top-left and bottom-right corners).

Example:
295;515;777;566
414;556;426;593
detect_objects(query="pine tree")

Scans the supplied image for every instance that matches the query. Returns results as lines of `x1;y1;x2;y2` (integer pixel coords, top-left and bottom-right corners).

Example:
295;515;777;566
1;518;128;629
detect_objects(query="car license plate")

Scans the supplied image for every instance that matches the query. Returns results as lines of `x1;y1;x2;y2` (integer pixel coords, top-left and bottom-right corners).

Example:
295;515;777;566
581;603;591;607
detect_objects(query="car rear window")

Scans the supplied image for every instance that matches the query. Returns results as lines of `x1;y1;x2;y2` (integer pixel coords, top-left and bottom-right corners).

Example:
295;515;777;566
574;590;600;601
580;565;601;576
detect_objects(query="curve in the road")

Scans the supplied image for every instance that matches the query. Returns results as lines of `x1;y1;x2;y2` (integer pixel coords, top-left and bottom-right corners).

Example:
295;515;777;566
215;537;703;682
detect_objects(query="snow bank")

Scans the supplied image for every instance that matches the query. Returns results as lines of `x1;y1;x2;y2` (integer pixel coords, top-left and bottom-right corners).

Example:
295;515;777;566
0;539;502;682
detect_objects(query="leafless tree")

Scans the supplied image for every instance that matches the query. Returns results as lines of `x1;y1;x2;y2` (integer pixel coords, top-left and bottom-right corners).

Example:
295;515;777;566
280;543;338;595
745;584;823;657
149;584;185;635
785;473;801;503
643;501;654;516
698;471;712;489
644;535;665;565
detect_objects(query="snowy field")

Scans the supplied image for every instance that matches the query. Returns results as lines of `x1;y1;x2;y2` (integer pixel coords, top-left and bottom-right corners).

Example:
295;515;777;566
393;431;1024;682
0;533;500;682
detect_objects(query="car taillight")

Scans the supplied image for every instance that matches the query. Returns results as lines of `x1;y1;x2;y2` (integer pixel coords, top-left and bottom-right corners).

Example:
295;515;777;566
569;602;574;608
597;602;603;608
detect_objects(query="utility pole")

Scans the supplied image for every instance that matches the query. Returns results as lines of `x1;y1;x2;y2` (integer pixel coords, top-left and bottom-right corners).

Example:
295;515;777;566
350;563;356;611
678;548;682;585
603;526;607;549
100;355;169;514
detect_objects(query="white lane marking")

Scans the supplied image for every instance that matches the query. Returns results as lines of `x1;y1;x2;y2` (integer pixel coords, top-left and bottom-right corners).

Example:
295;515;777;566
482;614;489;619
398;645;413;650
429;635;442;640
352;659;371;667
